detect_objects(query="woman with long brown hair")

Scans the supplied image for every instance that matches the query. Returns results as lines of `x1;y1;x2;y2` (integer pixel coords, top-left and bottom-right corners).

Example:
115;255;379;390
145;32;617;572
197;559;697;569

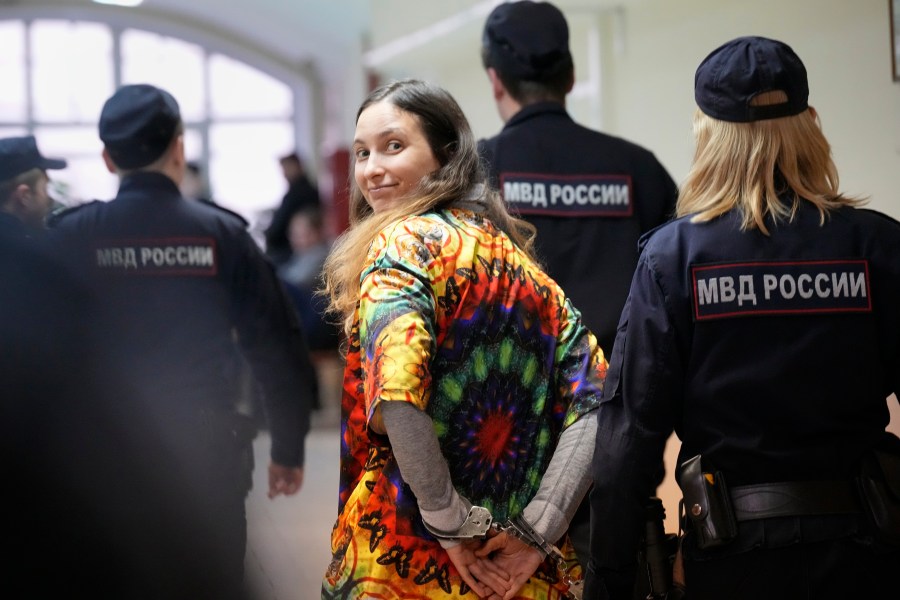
321;79;606;599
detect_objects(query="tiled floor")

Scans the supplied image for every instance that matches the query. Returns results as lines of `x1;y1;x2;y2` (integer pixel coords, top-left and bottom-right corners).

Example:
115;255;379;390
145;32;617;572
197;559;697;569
243;353;344;600
244;421;341;600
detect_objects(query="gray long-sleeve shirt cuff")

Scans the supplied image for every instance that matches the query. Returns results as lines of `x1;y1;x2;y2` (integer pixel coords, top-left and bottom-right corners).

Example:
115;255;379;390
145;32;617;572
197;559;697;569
523;410;597;544
381;401;596;547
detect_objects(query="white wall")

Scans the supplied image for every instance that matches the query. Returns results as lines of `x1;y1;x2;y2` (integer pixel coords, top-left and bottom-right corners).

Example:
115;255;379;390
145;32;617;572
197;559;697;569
612;0;900;219
373;0;900;220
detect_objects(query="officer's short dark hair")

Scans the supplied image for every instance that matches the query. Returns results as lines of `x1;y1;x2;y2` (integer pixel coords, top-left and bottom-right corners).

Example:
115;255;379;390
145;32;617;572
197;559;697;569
99;84;182;170
481;1;574;104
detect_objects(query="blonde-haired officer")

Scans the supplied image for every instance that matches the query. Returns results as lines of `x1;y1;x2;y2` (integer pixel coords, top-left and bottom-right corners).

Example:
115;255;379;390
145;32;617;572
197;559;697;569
587;36;900;600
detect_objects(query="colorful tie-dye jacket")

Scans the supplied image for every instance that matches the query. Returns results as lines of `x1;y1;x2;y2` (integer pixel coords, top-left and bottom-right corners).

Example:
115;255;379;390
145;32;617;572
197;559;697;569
323;207;606;599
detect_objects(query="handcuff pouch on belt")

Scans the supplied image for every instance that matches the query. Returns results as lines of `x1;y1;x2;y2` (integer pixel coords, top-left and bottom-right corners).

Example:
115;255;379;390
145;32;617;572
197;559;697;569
677;455;737;550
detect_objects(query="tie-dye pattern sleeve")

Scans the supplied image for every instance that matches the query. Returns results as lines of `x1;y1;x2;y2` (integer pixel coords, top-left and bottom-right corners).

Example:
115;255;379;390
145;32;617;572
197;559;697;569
358;221;444;427
554;297;607;428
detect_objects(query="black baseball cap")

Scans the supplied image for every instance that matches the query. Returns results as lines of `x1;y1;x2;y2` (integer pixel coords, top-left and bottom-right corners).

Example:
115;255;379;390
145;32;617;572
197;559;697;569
482;0;573;81
99;84;182;169
695;36;809;123
0;135;67;182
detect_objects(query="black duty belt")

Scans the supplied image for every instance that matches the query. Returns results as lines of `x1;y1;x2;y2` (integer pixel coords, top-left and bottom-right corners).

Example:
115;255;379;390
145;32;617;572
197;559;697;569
730;480;860;522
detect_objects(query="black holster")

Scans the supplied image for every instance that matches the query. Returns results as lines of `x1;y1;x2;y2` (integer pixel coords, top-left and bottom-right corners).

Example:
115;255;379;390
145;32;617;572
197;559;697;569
227;411;258;497
634;497;682;600
857;441;900;546
677;455;737;550
198;409;258;497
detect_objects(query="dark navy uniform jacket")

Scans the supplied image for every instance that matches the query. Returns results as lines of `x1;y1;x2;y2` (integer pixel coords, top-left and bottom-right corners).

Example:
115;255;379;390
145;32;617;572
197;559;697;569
3;212;91;592
586;201;900;596
479;102;677;354
49;171;315;467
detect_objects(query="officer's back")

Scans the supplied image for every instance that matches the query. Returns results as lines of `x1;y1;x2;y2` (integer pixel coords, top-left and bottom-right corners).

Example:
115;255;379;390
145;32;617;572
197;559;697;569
49;84;314;600
649;202;899;484
586;36;900;600
477;0;677;354
56;173;262;405
477;2;677;575
50;86;313;416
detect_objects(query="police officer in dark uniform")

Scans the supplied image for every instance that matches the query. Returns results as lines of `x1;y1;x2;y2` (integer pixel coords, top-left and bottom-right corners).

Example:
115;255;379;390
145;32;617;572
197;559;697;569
478;0;678;570
1;136;125;595
478;0;677;357
586;36;900;600
0;135;67;233
49;84;317;599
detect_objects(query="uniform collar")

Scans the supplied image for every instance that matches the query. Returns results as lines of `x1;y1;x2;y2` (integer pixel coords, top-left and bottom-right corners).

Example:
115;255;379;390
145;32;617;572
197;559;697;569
118;171;182;197
503;101;570;129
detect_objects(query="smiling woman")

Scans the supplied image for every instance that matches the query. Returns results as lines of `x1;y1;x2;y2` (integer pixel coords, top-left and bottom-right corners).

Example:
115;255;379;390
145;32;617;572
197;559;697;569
352;102;440;213
320;79;607;600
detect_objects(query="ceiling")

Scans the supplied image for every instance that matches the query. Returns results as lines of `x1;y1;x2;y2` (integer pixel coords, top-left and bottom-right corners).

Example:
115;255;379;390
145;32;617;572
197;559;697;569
146;0;372;76
0;0;630;85
0;0;636;151
0;0;373;85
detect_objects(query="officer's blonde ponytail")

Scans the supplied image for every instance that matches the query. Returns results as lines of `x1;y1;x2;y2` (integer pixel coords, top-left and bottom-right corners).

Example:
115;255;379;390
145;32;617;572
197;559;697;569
677;92;864;235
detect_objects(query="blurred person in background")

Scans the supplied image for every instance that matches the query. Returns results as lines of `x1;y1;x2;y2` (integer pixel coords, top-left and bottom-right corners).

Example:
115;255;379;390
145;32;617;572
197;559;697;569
0;135;67;233
1;132;125;595
265;150;321;266
181;160;214;204
278;205;339;354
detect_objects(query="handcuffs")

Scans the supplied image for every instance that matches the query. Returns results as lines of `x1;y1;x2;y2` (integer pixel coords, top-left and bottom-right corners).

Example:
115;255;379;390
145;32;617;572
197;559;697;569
422;503;583;600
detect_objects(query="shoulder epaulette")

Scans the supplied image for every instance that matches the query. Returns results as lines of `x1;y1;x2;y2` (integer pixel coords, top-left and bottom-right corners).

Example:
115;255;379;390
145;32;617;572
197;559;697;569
46;200;102;228
196;198;249;227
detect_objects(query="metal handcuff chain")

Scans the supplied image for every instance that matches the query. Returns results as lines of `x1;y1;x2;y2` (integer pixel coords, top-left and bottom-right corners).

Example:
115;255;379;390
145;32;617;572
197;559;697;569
494;515;584;600
422;503;582;600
